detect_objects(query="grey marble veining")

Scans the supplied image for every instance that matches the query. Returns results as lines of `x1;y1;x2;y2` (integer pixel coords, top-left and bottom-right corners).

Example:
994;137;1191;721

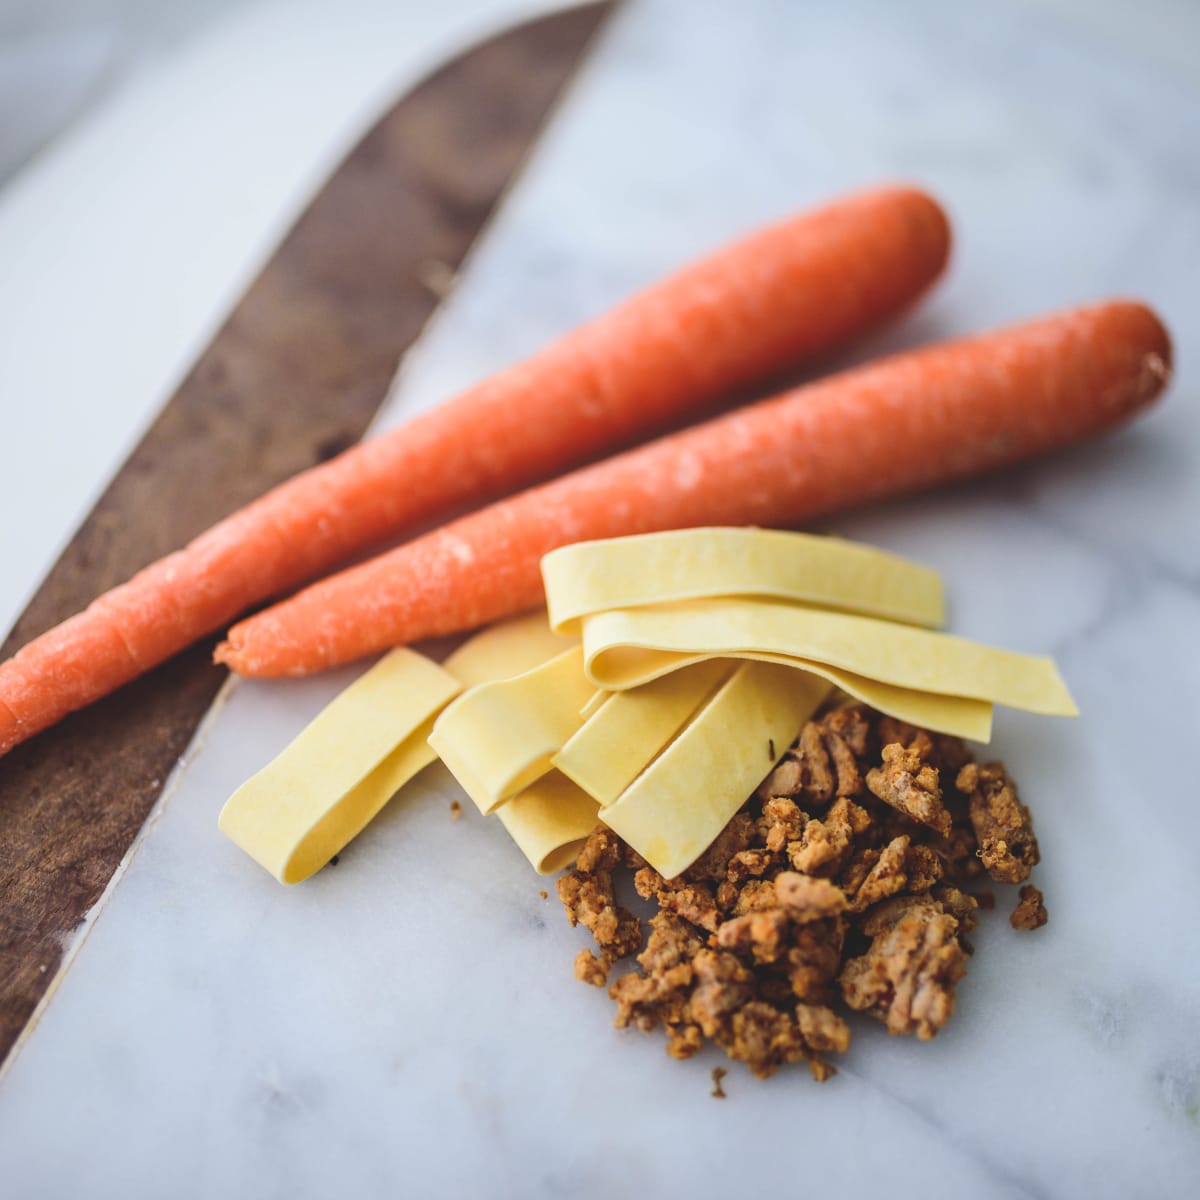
2;0;1198;1196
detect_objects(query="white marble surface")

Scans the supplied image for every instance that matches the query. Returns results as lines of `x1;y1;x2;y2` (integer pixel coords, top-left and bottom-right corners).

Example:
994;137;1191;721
2;0;1200;1196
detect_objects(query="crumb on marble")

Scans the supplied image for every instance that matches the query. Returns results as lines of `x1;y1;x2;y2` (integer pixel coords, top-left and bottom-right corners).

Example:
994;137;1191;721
557;700;1045;1081
711;1067;728;1099
575;948;610;987
539;890;549;900
450;800;462;821
1010;884;1048;931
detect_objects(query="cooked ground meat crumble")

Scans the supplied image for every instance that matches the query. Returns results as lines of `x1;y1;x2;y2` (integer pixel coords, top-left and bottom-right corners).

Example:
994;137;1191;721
557;702;1046;1081
1009;884;1049;931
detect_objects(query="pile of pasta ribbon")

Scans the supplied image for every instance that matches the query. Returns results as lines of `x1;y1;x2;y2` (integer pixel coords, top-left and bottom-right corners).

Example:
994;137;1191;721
220;529;1075;884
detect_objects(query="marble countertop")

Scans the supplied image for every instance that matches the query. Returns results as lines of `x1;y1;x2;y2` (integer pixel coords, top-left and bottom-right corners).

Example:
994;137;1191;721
1;0;1198;1196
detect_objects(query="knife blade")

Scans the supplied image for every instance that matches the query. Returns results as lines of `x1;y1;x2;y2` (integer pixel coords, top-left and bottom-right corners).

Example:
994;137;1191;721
0;0;614;1071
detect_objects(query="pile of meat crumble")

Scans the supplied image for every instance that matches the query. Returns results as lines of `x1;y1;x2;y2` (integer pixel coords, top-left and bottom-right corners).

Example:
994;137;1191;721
557;703;1047;1081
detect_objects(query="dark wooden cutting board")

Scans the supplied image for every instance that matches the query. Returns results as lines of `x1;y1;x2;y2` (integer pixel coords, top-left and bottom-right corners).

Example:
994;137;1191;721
0;1;614;1069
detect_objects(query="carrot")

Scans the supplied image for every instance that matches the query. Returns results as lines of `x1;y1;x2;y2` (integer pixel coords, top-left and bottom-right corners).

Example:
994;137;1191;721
215;300;1171;677
0;185;950;756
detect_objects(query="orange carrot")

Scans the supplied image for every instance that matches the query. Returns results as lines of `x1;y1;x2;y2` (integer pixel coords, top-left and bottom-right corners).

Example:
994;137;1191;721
0;186;950;756
215;300;1171;677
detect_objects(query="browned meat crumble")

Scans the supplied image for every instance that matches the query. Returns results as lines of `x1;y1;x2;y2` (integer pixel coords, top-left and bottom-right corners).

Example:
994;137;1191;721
1010;884;1049;931
956;761;1040;884
557;702;1047;1081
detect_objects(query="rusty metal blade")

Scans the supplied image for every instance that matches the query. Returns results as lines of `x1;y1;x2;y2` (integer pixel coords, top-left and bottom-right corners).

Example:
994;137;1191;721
0;1;614;1069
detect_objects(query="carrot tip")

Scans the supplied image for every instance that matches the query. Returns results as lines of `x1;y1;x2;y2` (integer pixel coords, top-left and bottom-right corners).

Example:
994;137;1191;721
1111;299;1172;410
1141;350;1171;402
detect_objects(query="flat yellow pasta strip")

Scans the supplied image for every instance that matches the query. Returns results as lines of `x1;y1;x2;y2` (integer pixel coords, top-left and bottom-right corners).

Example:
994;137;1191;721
552;658;736;807
542;527;945;634
583;598;1076;716
429;645;597;815
600;661;831;879
443;611;574;686
219;649;461;883
495;772;601;875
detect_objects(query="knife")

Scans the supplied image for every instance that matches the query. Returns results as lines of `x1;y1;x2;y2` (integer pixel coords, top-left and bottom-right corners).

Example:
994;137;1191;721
0;1;614;1071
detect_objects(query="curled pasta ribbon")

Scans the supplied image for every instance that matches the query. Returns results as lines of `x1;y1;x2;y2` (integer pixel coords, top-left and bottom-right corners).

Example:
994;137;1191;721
219;649;461;884
581;597;1072;712
495;773;600;875
578;598;1079;741
441;616;600;872
428;646;596;815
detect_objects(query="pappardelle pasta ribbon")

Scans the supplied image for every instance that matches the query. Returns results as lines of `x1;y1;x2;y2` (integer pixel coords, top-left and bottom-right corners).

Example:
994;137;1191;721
543;527;945;633
580;598;1074;719
428;646;596;815
219;649;461;883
